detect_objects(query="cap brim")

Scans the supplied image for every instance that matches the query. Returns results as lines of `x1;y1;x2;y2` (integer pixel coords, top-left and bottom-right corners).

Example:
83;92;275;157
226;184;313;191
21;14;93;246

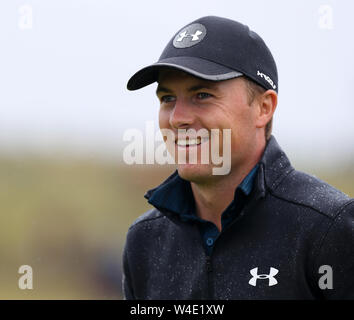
127;56;243;91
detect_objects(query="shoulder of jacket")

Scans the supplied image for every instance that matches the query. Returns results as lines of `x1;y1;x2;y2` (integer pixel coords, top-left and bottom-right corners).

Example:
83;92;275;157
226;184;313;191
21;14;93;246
128;208;165;230
269;168;352;219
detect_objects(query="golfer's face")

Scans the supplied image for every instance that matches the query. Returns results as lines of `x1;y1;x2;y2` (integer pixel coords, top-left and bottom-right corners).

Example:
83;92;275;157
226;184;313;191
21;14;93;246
157;69;258;183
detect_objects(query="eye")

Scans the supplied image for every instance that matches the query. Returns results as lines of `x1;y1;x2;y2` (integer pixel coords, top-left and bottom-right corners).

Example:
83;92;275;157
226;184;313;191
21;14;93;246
160;95;176;103
196;92;212;99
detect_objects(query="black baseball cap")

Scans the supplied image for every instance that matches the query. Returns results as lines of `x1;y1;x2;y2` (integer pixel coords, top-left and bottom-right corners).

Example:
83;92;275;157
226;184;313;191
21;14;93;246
127;16;278;93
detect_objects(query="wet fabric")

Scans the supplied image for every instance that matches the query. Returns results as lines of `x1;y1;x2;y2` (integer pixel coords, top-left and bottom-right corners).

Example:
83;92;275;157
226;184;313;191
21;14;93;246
123;136;354;299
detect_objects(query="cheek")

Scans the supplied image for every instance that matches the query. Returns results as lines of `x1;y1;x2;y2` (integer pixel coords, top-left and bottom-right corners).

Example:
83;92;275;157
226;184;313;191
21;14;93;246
224;109;255;150
158;109;170;129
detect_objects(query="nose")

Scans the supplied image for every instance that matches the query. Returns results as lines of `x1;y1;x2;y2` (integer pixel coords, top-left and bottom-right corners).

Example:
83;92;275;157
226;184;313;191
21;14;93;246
169;97;195;129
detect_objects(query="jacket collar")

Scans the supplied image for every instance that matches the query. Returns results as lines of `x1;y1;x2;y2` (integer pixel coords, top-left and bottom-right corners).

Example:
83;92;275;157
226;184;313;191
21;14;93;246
258;135;294;195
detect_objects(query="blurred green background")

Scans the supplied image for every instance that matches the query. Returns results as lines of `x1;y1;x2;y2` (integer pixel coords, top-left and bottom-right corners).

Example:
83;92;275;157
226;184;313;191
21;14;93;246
0;152;353;299
0;154;175;299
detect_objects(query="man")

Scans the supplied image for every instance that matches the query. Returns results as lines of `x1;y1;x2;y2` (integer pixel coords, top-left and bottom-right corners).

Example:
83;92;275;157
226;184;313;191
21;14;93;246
122;16;354;299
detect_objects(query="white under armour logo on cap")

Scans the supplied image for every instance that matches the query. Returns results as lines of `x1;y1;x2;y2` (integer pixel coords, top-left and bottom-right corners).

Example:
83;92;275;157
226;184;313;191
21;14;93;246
249;267;279;287
176;30;203;42
173;23;207;48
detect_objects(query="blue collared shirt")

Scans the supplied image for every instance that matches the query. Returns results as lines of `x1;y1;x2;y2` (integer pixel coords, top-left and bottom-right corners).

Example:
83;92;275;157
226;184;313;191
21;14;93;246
147;164;259;255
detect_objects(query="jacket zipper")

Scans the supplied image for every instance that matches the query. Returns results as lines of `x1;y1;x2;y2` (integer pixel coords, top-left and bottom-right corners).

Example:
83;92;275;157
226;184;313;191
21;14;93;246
206;255;213;299
203;194;261;299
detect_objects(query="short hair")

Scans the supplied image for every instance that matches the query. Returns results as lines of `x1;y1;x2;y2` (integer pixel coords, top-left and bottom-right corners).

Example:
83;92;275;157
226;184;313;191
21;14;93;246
242;76;273;141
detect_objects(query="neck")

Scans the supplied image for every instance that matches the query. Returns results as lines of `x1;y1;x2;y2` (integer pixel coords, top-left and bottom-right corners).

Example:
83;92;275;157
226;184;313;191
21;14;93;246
190;140;265;231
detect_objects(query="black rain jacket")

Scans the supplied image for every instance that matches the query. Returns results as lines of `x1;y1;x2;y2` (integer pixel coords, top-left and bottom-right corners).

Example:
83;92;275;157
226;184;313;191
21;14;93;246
122;136;354;299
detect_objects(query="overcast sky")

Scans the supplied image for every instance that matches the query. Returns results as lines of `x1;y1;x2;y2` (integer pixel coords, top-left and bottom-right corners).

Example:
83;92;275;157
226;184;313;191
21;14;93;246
0;0;353;167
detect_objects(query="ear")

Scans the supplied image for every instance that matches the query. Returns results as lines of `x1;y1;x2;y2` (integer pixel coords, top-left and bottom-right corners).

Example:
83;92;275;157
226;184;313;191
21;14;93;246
255;90;277;129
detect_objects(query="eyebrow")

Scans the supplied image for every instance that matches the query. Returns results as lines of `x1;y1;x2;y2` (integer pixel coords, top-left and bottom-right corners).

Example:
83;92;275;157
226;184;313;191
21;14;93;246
156;85;171;95
156;83;217;95
188;84;216;92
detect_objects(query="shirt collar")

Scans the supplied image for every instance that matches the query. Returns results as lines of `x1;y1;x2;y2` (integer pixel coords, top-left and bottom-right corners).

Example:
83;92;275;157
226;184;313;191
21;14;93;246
145;164;259;217
238;164;259;196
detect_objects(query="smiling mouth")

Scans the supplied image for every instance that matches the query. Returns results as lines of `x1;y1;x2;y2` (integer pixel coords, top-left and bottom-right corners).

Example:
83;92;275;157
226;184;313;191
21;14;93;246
175;137;209;147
